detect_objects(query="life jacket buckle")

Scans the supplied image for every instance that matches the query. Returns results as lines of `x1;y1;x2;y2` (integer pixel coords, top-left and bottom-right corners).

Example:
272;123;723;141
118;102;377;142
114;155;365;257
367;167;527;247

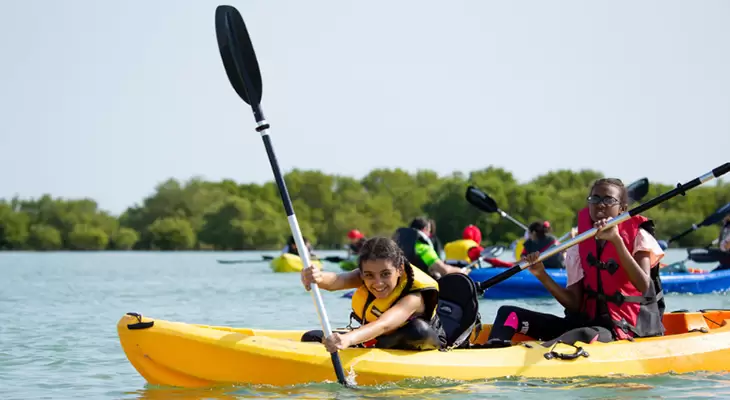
586;253;620;275
604;259;620;275
609;291;625;306
347;312;362;330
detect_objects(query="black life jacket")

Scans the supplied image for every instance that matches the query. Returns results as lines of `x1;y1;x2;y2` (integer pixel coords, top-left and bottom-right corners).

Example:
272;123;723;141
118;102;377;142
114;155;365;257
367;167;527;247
393;227;433;274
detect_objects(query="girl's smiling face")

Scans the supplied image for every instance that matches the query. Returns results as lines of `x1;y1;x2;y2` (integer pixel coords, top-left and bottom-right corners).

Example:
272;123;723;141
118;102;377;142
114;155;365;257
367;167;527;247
360;259;403;299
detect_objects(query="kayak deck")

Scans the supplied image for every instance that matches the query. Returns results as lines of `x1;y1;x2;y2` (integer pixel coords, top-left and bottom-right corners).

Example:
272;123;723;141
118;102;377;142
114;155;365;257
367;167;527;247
118;310;730;388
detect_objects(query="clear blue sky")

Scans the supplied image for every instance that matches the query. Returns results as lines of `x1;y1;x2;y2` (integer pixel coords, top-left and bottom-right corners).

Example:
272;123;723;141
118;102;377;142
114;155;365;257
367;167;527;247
1;1;728;216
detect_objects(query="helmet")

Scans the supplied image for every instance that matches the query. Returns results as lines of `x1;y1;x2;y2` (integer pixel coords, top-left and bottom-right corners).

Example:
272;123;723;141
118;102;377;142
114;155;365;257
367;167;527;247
347;229;364;240
462;225;482;244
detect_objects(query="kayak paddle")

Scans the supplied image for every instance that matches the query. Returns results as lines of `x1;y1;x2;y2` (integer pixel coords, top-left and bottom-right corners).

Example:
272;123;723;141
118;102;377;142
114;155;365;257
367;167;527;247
214;5;348;386
626;177;650;205
667;202;730;244
686;248;730;265
465;186;529;232
458;245;507;272
266;254;345;262
217;259;262;264
471;163;730;292
323;256;347;263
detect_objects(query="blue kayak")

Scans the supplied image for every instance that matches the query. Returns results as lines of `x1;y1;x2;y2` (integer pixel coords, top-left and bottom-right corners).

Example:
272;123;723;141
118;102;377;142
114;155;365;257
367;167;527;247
469;267;730;299
341;267;730;300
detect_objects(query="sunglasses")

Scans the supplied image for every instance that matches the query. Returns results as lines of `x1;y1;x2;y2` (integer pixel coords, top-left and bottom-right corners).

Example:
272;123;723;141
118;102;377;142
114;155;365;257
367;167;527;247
586;195;620;206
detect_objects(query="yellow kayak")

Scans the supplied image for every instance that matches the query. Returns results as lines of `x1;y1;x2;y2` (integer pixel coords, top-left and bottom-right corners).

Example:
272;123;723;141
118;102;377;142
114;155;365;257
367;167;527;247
269;253;322;273
117;310;730;388
513;238;525;261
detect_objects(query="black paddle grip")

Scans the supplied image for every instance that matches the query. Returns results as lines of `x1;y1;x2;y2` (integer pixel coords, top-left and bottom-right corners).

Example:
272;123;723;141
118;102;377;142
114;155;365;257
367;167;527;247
668;227;694;244
330;352;349;386
478;264;522;291
713;162;730;178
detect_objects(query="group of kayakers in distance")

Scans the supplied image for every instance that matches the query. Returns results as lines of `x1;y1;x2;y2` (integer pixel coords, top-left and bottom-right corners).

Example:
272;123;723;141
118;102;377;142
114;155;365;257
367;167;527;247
295;177;730;354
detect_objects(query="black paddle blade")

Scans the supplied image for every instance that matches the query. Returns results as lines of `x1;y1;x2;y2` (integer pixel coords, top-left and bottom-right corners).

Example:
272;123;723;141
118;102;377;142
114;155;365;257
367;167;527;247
702;202;730;227
466;186;499;213
687;248;730;265
627;178;649;204
215;5;263;106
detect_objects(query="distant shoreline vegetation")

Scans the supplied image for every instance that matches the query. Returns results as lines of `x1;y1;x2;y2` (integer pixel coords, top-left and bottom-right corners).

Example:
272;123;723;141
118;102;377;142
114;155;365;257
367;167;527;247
1;167;728;251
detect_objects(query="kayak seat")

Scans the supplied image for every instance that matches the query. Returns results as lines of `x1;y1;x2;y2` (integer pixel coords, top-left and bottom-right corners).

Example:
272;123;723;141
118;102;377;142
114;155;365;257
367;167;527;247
436;273;481;349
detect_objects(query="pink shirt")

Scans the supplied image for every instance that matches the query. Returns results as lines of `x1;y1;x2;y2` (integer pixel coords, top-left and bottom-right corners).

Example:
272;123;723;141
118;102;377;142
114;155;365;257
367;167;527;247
565;228;665;287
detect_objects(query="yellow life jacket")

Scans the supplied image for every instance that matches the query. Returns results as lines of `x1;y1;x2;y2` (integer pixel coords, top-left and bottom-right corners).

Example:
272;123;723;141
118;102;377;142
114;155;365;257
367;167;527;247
351;264;439;326
444;239;479;263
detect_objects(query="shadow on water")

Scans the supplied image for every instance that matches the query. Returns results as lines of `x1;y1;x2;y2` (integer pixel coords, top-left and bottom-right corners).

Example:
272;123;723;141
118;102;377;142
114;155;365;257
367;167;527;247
120;372;730;400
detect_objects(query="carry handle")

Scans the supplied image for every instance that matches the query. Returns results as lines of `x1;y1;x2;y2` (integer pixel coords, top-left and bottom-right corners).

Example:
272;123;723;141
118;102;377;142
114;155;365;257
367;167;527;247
543;341;590;360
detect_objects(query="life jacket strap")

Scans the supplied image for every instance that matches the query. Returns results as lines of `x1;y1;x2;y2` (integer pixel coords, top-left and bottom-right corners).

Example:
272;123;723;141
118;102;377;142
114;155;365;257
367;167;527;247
586;253;620;275
584;288;661;306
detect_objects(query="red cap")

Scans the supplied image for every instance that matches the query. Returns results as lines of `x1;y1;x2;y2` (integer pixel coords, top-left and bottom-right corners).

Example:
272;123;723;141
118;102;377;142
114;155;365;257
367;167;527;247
347;229;364;240
462;225;482;244
543;221;551;229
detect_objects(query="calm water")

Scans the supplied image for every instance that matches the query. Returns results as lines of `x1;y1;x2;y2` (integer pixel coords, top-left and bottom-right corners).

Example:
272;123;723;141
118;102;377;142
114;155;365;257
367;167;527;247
1;249;730;399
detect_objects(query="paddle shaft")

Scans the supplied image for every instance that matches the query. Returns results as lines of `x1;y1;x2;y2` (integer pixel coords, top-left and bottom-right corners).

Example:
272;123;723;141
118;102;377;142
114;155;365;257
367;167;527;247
254;113;347;385
478;164;730;291
668;226;697;244
215;6;348;385
498;210;529;232
669;203;730;243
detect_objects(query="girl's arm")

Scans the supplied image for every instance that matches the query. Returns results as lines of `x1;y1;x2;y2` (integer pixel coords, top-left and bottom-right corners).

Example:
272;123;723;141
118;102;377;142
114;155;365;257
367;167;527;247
526;250;583;313
325;293;423;351
609;238;651;292
595;219;652;292
534;270;583;313
614;240;651;293
301;268;362;291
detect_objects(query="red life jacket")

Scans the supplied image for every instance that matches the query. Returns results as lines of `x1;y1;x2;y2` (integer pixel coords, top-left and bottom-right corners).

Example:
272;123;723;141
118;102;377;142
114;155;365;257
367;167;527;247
577;207;664;340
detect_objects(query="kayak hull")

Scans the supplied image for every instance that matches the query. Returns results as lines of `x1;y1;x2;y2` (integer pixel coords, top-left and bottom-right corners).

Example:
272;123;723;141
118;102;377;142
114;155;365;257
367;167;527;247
469;266;730;299
270;253;322;273
118;311;730;388
339;258;358;271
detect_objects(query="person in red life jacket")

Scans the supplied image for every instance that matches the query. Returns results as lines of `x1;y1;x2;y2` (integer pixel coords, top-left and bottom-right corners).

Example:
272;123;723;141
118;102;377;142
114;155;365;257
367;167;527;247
481;178;666;348
347;229;367;257
443;225;513;268
464;225;512;268
521;221;565;269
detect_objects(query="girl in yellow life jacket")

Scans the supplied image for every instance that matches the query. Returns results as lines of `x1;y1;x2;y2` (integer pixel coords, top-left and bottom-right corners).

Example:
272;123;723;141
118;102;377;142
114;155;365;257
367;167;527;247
300;237;447;352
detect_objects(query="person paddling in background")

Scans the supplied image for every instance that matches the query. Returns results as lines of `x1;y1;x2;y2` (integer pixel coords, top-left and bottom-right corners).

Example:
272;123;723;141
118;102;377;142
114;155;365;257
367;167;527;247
346;229;367;257
710;215;730;271
444;225;513;268
521;221;565;269
720;215;730;253
482;178;665;348
428;219;445;259
282;235;316;258
300;237;446;351
393;217;465;278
